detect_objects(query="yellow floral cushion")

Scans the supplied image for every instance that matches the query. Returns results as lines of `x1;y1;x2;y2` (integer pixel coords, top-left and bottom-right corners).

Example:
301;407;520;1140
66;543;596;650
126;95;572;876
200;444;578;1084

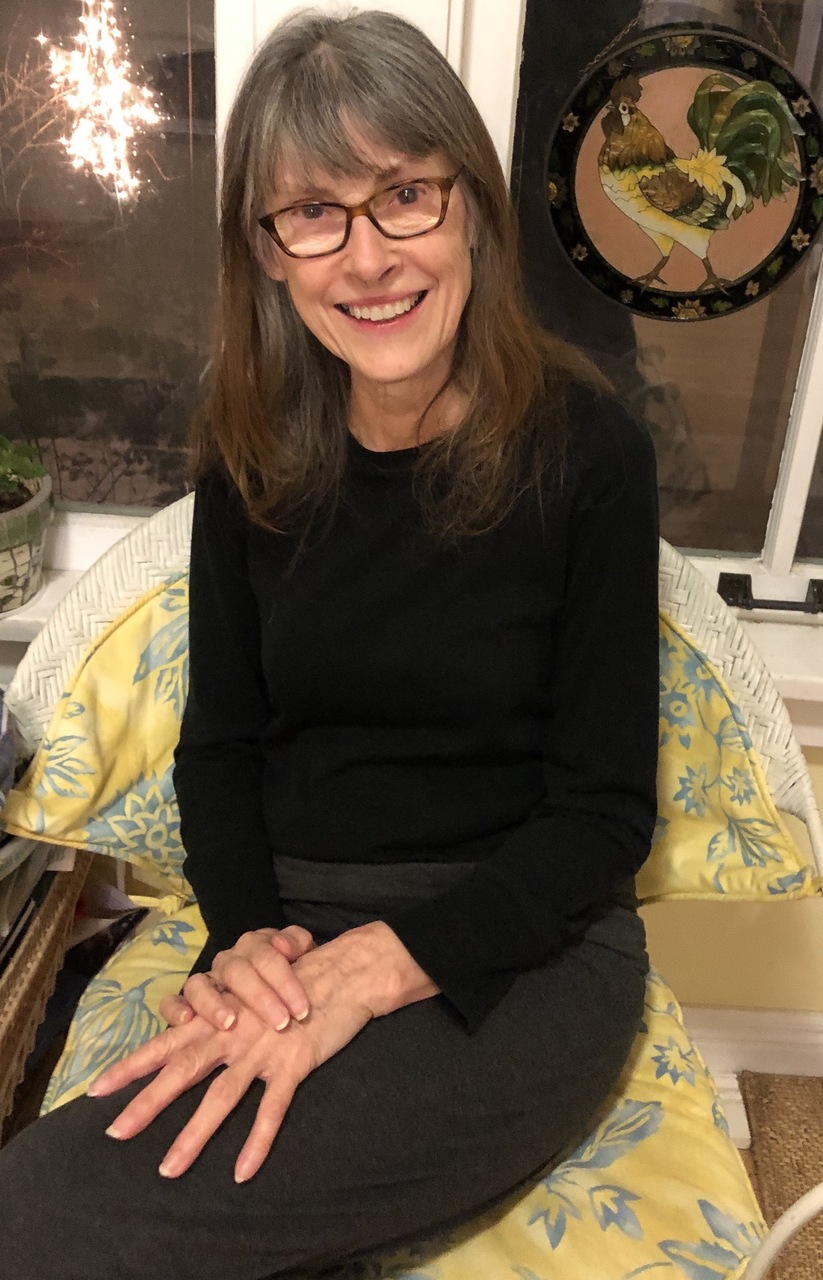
42;907;766;1280
2;574;192;909
639;615;819;902
1;574;818;907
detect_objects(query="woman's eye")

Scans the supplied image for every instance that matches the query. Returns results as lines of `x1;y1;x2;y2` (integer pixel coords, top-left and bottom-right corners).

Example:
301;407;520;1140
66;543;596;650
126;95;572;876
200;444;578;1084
395;185;423;206
295;204;327;221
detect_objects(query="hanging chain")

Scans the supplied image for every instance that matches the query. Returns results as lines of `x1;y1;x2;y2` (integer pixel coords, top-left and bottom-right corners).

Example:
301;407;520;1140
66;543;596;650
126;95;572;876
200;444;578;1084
579;0;788;83
753;0;788;62
579;14;640;80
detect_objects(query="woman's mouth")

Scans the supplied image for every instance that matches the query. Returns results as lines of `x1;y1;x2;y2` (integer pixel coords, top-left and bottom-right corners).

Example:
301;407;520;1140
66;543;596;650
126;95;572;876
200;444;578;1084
336;290;427;325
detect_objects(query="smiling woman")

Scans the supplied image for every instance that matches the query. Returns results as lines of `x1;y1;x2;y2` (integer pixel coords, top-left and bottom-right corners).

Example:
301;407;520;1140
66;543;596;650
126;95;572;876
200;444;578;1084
0;10;661;1280
257;146;473;449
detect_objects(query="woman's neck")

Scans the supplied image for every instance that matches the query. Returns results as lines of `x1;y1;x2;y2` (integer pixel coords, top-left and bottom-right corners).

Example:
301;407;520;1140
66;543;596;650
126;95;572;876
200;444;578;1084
348;372;465;452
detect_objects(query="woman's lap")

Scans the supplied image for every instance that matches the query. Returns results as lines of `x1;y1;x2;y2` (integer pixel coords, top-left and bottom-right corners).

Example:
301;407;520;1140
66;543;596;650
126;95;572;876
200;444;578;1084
0;907;647;1280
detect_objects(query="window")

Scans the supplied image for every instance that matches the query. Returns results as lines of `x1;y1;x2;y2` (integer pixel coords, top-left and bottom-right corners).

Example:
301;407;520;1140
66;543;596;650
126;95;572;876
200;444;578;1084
511;0;823;569
0;0;216;509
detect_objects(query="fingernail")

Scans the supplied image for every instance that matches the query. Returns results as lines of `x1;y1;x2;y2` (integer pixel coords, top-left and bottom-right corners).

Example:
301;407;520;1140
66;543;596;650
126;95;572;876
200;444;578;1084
158;1157;182;1178
87;1081;101;1097
105;1123;124;1139
276;1015;290;1031
234;1164;252;1184
221;1012;236;1030
295;1008;309;1021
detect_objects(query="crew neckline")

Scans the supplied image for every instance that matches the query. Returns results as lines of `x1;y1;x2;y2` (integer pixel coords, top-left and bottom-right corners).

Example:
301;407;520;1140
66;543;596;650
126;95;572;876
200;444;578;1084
347;430;431;469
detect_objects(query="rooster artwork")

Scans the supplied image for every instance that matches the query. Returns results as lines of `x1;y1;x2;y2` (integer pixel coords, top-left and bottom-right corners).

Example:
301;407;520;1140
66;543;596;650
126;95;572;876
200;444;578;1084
597;71;803;293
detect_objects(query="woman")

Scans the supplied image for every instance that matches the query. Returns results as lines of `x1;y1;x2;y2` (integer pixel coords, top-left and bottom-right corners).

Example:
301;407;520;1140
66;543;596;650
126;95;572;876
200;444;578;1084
0;10;659;1279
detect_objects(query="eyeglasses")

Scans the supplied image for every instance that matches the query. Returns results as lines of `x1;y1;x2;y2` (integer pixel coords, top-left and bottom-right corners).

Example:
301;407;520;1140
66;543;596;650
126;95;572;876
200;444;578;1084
258;172;463;259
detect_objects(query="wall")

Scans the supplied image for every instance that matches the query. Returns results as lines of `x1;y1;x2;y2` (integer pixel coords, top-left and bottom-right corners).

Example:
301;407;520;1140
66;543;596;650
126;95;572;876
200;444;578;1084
641;747;823;1011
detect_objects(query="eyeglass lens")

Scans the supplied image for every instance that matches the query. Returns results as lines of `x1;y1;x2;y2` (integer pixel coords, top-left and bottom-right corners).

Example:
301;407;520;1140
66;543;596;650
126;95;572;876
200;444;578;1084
274;180;445;256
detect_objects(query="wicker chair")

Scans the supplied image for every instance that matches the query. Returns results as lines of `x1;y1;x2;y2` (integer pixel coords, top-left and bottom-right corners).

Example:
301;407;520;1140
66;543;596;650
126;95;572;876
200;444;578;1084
0;849;92;1129
2;493;822;1278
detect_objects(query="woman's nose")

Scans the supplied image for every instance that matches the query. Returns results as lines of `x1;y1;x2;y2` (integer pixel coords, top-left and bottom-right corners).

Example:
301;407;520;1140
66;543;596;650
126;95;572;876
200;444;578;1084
343;213;396;280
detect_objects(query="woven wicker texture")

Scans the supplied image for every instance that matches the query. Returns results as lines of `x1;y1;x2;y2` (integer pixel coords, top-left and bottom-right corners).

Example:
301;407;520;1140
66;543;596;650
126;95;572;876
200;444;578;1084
0;850;92;1130
657;541;823;871
739;1071;823;1280
5;494;193;756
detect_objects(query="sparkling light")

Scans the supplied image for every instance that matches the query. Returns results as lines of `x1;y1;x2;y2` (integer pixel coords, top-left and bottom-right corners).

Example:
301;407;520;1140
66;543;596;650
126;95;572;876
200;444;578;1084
43;0;162;201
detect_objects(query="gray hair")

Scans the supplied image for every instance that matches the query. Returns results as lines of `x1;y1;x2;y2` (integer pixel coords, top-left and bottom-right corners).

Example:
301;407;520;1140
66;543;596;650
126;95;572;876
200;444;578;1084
197;8;589;541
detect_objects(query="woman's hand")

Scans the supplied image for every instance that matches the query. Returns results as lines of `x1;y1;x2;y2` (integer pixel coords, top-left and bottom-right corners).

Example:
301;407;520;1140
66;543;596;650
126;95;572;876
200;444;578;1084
89;923;439;1180
87;922;433;1181
92;984;371;1183
159;925;316;1034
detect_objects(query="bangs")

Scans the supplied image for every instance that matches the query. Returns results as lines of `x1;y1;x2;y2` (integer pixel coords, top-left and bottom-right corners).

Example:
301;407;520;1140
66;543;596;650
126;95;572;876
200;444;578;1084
249;44;449;212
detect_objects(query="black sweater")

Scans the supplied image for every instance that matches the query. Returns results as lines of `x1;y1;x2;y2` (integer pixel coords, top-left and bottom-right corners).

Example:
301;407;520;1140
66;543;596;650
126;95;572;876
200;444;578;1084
174;388;660;1033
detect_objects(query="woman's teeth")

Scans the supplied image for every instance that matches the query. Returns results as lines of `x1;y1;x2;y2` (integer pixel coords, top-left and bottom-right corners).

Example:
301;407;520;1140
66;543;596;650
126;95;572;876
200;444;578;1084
341;291;425;322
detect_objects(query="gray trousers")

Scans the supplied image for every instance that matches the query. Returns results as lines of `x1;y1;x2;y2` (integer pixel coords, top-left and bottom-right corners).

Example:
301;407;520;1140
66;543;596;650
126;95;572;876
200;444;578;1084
0;861;648;1280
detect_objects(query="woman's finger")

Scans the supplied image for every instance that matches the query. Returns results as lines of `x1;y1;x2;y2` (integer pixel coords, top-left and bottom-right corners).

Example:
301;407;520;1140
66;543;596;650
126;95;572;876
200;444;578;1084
105;1037;222;1141
270;925;315;959
180;972;237;1031
157;1062;258;1179
159;993;195;1026
214;951;310;1030
233;1077;296;1183
88;1019;208;1098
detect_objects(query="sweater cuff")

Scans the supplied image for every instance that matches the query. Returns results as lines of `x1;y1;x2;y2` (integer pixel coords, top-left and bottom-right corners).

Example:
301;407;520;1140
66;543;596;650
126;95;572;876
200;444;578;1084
382;891;567;1033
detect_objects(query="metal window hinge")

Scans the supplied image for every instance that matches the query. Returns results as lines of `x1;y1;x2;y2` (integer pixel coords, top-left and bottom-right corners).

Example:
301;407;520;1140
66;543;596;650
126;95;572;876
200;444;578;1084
717;573;823;614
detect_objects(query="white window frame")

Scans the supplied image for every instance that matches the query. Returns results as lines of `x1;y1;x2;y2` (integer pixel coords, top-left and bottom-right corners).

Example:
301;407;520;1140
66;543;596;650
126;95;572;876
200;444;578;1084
3;0;822;740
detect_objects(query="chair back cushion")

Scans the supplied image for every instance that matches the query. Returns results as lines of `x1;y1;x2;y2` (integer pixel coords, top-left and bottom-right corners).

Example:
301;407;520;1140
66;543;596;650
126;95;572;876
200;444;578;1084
2;573;192;908
1;575;819;908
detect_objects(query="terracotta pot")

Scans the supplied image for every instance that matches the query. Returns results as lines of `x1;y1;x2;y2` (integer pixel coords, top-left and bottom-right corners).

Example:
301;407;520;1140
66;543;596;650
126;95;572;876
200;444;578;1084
0;474;54;613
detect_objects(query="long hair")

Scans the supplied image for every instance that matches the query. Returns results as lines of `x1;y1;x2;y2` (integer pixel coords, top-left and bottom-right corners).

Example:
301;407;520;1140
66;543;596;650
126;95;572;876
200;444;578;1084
190;8;604;539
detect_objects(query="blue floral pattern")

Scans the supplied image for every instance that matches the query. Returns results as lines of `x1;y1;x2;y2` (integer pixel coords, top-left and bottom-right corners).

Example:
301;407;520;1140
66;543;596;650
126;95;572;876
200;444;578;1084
83;768;184;873
41;922;766;1279
639;616;818;902
133;582;189;717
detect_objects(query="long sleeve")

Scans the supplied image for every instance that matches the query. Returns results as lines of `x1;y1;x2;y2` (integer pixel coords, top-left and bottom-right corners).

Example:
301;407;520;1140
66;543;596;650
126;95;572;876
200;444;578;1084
174;471;287;972
382;401;660;1032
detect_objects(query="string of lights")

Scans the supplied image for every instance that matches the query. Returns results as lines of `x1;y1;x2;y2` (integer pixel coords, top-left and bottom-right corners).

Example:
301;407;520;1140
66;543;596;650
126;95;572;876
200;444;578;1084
37;0;162;201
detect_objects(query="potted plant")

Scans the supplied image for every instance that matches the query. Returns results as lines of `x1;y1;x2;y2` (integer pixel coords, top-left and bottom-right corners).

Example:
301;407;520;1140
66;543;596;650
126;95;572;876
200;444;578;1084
0;437;53;614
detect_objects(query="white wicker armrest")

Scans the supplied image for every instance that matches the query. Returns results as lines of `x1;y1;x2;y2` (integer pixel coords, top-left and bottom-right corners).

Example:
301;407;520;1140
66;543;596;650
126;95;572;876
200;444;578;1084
4;494;194;757
741;1182;823;1279
658;539;823;872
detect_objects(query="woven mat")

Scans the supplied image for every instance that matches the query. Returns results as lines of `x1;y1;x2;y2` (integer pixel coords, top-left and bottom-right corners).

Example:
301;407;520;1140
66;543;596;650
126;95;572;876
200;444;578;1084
739;1071;823;1280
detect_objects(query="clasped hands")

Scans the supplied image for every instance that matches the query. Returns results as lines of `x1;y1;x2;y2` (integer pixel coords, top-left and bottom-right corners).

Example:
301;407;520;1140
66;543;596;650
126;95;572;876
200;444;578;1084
87;920;438;1184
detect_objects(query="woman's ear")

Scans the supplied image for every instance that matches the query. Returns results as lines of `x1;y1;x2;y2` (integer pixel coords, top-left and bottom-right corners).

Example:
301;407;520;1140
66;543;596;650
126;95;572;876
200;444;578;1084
259;245;287;283
253;225;287;282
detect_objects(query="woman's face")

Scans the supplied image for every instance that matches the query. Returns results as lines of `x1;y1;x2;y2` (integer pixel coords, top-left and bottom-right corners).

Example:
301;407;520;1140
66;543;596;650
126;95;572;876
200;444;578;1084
260;144;473;407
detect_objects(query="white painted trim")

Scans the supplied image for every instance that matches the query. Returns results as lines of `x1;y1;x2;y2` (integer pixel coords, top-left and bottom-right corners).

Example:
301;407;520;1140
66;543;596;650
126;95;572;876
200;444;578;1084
215;1;256;154
0;571;82;643
683;1005;823;1078
687;553;823;598
762;249;823;576
44;510;143;572
714;1072;751;1150
461;0;528;177
446;0;468;75
795;2;823;98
